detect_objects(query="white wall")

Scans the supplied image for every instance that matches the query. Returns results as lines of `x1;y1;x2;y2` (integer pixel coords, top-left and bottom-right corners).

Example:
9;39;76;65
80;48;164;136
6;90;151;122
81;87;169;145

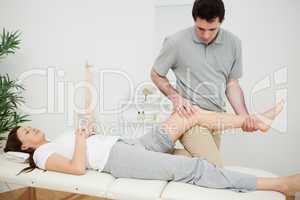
155;0;300;176
0;0;299;179
0;0;155;138
221;0;300;176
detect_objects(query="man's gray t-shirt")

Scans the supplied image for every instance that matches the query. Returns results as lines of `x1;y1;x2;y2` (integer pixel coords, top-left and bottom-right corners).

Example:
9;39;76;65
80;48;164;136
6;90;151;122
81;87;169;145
153;26;243;112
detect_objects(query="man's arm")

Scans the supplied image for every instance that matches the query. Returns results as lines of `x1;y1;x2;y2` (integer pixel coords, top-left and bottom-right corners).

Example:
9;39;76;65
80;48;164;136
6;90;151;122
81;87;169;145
150;69;178;100
225;79;257;132
151;69;195;117
225;79;248;116
151;36;195;117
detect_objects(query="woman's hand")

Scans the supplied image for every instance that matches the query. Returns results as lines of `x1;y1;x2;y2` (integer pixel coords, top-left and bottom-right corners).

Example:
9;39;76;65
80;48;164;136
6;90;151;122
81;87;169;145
46;127;90;175
75;128;93;138
88;126;97;136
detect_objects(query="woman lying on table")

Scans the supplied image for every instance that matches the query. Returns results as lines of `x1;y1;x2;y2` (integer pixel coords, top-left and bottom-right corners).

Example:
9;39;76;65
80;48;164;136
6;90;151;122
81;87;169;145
4;100;300;197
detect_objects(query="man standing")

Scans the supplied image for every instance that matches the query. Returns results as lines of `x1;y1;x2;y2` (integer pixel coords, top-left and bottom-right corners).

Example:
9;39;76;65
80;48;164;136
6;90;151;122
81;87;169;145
151;0;257;167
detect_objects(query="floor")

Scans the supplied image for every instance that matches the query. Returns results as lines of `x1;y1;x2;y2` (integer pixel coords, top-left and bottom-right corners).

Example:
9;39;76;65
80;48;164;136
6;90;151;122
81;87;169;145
0;187;110;200
0;186;298;200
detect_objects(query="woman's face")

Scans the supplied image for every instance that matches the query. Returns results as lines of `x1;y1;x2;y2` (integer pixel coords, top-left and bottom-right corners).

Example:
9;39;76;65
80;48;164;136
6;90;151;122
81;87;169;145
17;126;45;150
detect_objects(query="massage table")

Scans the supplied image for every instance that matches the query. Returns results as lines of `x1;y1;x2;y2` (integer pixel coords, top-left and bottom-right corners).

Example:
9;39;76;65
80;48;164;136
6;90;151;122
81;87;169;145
0;155;285;200
0;64;285;199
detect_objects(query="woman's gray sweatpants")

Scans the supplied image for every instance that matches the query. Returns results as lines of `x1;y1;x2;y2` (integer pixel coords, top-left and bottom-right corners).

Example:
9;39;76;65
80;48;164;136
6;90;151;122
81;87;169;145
103;126;257;192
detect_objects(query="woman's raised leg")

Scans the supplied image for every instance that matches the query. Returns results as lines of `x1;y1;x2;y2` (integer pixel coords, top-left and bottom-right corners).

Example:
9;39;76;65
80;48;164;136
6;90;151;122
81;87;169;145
161;100;284;144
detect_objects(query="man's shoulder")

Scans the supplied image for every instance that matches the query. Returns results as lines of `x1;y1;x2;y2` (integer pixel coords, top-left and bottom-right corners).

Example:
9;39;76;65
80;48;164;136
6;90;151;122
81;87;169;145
221;28;241;45
166;26;193;44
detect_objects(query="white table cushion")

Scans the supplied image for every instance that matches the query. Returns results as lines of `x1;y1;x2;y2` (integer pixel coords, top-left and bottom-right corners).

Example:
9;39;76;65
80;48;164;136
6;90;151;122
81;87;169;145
161;166;285;200
0;156;115;197
0;156;285;200
106;178;167;200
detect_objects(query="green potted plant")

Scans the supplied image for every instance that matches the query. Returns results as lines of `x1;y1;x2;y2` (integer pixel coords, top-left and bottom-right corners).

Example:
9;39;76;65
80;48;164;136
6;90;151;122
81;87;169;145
0;28;29;151
0;28;21;59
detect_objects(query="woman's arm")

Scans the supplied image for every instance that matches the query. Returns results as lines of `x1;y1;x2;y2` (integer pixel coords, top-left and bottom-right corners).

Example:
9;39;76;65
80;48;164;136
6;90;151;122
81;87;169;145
45;128;89;175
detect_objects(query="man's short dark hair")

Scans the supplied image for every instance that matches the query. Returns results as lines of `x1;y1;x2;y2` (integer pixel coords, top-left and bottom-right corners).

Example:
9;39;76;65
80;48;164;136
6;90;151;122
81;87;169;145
192;0;225;23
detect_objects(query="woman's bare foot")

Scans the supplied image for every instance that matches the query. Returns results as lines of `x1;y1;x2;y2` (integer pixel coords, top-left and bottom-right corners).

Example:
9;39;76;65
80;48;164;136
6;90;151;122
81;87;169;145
254;100;285;132
280;174;300;197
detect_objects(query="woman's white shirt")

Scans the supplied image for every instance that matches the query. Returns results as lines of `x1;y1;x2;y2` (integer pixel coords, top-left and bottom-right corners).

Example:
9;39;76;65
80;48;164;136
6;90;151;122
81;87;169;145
33;131;120;171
